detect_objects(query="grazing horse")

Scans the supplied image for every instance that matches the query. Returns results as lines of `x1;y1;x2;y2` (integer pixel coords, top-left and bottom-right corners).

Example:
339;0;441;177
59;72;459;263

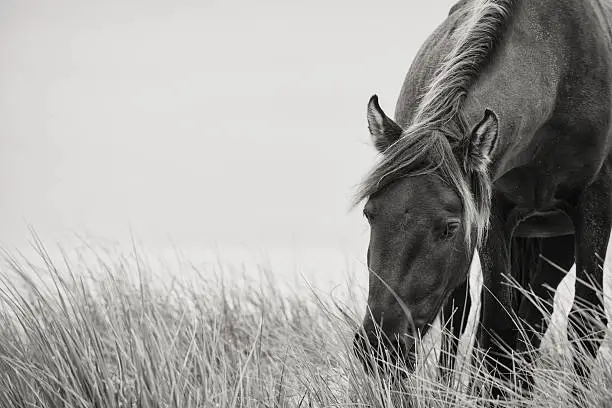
353;0;612;396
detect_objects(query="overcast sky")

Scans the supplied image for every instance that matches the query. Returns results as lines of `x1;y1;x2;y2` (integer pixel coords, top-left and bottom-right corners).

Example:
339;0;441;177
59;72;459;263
0;0;457;253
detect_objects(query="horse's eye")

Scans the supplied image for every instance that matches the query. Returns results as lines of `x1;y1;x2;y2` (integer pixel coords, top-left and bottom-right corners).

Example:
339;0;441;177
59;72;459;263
441;220;460;240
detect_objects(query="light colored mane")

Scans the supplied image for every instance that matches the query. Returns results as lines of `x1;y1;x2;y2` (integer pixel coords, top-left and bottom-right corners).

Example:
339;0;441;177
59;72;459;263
356;0;519;247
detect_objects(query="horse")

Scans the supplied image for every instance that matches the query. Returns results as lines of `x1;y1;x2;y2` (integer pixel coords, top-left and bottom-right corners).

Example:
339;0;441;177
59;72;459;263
352;0;612;397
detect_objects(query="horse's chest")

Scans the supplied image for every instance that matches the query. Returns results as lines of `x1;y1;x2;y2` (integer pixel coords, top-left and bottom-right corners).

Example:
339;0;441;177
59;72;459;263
494;148;601;209
495;167;567;209
493;166;579;237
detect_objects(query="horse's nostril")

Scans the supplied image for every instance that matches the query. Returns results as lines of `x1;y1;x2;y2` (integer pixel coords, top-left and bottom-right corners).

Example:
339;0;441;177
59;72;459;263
353;332;373;357
353;332;373;372
353;330;414;375
395;337;407;354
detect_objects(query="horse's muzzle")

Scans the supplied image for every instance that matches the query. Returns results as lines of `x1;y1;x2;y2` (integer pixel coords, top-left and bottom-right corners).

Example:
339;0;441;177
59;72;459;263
353;331;415;375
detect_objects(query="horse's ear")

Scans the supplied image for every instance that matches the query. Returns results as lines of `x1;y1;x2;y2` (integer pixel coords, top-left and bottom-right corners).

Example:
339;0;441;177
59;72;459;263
367;95;403;153
465;109;499;173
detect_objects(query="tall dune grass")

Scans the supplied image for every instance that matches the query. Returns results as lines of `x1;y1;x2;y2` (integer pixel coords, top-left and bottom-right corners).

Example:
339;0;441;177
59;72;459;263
0;238;612;407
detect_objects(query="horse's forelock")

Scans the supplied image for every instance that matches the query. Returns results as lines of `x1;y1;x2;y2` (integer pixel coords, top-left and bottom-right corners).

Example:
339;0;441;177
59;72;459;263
354;129;486;248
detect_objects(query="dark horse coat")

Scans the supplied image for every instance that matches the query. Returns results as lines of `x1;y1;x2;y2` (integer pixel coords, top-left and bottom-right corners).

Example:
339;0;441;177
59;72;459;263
354;0;612;395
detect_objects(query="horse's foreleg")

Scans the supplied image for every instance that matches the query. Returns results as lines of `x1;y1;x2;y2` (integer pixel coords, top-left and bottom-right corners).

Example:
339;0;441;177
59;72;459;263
518;234;574;349
570;172;611;387
478;213;517;398
516;234;574;393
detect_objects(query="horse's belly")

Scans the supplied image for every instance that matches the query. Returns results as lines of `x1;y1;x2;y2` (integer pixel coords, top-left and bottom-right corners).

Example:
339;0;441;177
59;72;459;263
512;211;574;238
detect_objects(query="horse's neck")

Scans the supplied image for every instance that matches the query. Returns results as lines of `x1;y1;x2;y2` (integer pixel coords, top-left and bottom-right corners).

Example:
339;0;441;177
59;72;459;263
461;0;609;180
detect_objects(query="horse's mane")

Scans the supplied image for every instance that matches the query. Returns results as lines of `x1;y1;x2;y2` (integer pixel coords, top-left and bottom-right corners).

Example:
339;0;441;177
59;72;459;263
355;0;519;247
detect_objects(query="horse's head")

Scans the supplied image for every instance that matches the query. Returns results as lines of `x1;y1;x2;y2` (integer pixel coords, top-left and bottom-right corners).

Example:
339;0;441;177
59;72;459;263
353;95;499;373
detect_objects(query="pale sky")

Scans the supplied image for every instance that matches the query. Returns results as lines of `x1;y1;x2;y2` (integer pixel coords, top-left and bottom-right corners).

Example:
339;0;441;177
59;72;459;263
0;0;457;253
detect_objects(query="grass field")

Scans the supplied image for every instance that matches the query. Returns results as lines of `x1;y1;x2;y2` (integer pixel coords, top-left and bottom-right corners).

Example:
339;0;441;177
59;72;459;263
1;238;612;407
